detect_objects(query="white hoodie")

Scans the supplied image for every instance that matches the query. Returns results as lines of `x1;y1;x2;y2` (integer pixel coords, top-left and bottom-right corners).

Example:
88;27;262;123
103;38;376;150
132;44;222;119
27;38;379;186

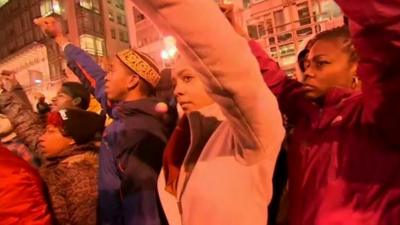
131;0;285;224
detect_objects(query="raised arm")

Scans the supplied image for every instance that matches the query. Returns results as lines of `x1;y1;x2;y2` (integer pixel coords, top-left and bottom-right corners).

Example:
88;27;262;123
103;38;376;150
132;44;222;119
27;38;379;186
0;77;43;154
248;40;314;125
335;0;400;144
131;0;285;165
63;44;109;114
34;17;110;114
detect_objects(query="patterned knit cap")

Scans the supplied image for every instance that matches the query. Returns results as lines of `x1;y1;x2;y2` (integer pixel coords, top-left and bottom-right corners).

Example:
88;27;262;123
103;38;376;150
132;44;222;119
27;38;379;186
116;49;161;88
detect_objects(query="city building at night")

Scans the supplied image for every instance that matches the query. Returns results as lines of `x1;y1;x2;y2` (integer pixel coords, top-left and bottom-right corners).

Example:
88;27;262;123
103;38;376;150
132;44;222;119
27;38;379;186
242;0;344;77
102;0;130;57
0;0;130;103
126;0;343;77
125;0;163;66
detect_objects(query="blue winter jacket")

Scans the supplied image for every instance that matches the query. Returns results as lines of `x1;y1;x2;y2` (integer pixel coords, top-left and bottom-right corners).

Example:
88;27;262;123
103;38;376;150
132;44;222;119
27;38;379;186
64;44;169;225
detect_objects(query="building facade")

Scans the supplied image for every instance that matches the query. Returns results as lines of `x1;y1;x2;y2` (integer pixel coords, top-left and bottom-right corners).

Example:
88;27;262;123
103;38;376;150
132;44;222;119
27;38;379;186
125;0;343;77
125;0;163;66
0;0;131;102
0;0;58;101
243;0;343;77
102;0;130;57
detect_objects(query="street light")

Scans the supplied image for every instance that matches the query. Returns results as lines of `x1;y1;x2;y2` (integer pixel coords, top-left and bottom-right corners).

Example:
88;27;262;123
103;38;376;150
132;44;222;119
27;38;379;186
160;36;178;67
34;79;43;84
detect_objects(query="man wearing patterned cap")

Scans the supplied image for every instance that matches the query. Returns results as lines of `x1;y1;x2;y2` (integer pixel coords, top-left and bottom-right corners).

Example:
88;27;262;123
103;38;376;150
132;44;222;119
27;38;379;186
34;17;169;225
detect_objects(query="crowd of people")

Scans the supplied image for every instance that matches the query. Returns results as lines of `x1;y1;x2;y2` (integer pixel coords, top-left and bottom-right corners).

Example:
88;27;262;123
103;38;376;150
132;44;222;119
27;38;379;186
0;0;399;225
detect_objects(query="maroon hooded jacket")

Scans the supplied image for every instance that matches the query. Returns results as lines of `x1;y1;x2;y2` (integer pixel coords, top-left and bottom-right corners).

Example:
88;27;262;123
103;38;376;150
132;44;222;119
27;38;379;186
0;145;52;225
249;0;400;224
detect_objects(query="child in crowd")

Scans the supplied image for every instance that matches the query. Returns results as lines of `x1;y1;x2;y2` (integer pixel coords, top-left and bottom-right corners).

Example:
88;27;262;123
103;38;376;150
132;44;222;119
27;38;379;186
38;109;104;225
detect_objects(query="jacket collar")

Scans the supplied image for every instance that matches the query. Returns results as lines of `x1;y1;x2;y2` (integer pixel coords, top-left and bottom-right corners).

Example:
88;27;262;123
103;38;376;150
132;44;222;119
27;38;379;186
323;87;360;108
162;103;224;197
313;87;361;129
43;142;98;167
112;97;161;120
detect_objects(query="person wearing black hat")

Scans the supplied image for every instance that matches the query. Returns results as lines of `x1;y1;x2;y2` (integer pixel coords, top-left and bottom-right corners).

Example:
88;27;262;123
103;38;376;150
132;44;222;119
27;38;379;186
38;108;105;225
0;72;95;150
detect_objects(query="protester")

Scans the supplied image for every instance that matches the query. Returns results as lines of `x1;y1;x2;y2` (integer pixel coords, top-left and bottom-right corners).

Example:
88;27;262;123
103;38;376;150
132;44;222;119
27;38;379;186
0;72;98;150
38;109;104;225
1;73;105;224
36;95;51;114
247;0;400;224
51;81;91;112
0;80;44;153
34;17;171;225
0;144;52;225
131;1;285;225
36;94;51;123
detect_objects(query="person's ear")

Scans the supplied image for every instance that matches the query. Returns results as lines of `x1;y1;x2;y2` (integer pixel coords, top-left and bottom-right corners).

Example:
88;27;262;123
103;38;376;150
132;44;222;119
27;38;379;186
127;75;140;90
350;63;360;90
72;97;82;107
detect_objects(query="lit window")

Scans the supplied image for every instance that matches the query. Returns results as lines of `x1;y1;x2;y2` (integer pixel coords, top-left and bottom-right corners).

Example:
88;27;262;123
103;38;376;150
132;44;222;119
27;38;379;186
40;0;62;16
270;47;278;58
80;0;100;13
279;43;295;57
95;38;105;56
315;1;342;21
0;0;9;8
80;34;105;56
80;0;92;10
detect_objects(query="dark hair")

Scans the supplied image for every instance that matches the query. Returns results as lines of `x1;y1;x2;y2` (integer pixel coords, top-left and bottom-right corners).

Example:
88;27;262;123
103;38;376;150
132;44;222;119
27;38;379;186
138;77;155;96
61;82;91;110
314;25;358;63
298;38;317;72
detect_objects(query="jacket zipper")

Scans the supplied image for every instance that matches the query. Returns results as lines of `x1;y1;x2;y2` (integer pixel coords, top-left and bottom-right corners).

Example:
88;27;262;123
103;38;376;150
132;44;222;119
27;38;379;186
177;172;192;225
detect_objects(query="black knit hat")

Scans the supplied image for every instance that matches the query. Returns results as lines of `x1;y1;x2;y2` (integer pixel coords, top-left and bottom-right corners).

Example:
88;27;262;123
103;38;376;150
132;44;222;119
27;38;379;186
47;109;105;145
61;82;91;110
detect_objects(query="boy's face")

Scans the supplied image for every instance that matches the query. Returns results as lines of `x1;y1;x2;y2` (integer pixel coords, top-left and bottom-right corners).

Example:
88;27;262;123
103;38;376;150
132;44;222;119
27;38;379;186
104;57;139;101
172;58;214;113
51;89;75;111
38;125;74;158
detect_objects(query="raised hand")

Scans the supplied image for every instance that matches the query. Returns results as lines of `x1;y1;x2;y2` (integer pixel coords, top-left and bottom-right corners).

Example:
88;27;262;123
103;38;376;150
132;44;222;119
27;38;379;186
0;70;19;92
33;16;63;39
33;16;69;47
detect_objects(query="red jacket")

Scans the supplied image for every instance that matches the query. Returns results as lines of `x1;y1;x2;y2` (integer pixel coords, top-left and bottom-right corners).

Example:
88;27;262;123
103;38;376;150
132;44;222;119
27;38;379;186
250;0;400;224
0;145;52;225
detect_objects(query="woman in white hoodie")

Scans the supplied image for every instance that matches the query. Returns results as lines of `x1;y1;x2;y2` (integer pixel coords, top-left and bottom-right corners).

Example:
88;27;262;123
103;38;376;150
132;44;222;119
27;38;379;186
131;1;286;225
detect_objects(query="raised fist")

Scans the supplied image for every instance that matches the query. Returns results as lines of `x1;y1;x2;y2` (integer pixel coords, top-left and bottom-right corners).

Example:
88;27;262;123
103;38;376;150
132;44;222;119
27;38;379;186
33;16;63;39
